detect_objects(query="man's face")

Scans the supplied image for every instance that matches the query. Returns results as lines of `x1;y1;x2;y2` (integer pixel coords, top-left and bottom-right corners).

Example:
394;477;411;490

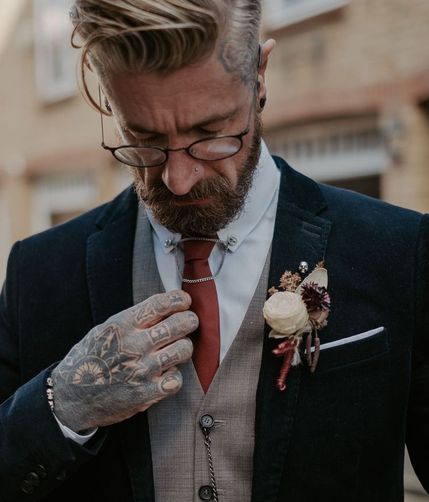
102;52;263;235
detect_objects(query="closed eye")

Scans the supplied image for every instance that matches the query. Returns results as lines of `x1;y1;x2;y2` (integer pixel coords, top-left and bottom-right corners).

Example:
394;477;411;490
197;127;222;136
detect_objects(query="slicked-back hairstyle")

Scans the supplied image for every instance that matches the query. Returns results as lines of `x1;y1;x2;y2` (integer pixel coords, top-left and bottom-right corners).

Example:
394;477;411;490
70;0;261;111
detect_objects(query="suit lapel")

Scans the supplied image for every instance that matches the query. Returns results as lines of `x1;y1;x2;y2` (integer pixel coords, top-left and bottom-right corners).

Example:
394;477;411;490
86;187;154;502
252;158;332;502
85;161;332;502
86;187;137;326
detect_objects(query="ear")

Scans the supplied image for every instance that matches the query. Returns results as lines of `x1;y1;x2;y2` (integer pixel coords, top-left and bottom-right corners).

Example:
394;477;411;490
84;54;93;72
257;39;276;106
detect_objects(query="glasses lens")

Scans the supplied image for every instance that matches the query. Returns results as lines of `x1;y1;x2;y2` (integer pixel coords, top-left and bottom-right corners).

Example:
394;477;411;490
114;147;166;167
190;137;242;161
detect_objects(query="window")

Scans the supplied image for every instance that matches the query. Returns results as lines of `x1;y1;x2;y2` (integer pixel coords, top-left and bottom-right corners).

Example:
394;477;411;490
33;0;77;103
31;172;96;232
264;0;350;31
265;116;389;183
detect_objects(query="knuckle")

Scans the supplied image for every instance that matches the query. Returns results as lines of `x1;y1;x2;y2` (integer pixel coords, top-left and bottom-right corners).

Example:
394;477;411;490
168;311;198;332
151;290;190;312
160;370;182;394
177;337;193;358
135;358;159;379
146;322;171;346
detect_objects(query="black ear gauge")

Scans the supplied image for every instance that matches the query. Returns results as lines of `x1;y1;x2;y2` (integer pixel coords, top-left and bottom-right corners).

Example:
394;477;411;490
104;98;112;113
259;96;267;110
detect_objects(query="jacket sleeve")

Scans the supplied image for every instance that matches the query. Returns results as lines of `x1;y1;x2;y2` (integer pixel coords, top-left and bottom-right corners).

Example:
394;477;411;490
407;214;429;493
0;242;106;502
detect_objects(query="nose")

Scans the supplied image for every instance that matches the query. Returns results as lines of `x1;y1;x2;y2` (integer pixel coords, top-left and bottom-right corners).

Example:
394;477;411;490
162;150;204;196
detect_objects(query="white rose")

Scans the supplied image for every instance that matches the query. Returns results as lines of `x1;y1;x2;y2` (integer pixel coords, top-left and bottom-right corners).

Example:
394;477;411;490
263;291;310;338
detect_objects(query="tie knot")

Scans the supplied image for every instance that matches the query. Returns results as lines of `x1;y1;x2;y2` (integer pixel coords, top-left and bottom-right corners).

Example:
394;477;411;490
183;238;216;263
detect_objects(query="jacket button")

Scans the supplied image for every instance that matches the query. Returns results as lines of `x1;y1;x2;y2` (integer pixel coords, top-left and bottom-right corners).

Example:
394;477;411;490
199;485;214;500
20;480;35;495
199;414;215;429
55;470;67;481
24;472;40;487
35;464;47;479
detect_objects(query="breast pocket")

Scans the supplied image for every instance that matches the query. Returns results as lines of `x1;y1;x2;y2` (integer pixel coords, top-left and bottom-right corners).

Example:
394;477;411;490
312;327;389;374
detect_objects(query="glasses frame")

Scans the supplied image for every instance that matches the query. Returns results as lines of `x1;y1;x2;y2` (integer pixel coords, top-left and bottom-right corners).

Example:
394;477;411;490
98;86;255;169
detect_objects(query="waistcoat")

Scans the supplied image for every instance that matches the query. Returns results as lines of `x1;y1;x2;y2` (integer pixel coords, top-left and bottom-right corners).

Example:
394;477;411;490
133;207;270;501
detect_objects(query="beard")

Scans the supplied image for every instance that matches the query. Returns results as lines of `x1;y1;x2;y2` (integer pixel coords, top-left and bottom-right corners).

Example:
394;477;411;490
132;113;262;236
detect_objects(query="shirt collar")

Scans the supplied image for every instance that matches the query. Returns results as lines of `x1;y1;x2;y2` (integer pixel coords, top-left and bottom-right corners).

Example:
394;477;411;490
144;140;280;254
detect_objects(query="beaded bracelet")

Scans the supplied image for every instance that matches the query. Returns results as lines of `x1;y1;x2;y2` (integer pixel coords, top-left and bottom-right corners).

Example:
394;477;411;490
46;375;54;412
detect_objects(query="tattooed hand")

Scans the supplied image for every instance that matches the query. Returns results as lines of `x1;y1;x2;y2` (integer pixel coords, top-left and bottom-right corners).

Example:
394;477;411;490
51;290;197;432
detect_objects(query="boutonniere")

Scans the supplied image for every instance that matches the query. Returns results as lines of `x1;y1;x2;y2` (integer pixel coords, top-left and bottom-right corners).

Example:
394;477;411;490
263;261;331;391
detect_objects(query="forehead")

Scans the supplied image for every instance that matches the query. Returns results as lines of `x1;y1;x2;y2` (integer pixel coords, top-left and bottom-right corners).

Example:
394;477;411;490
103;53;252;131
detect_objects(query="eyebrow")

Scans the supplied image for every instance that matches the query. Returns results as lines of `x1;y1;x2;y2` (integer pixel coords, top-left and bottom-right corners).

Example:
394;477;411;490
123;108;240;135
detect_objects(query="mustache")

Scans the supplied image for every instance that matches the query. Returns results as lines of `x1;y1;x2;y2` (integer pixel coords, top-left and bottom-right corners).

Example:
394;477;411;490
142;175;232;204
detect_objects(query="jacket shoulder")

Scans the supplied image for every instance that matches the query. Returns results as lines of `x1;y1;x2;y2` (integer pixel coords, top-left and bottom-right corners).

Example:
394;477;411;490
318;182;424;237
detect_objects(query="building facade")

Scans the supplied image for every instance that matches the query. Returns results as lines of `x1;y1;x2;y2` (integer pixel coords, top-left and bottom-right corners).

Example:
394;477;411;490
263;0;429;212
0;0;130;280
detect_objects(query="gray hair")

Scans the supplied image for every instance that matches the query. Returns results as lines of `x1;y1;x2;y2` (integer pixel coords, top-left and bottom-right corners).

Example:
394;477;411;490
70;0;261;110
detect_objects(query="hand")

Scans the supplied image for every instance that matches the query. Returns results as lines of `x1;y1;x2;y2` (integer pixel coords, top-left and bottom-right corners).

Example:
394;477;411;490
51;290;197;432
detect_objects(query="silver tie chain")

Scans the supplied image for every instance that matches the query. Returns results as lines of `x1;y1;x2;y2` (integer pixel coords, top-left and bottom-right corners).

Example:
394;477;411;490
201;425;219;502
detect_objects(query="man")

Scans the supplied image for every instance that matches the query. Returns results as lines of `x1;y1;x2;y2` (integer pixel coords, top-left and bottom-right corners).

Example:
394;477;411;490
0;1;428;501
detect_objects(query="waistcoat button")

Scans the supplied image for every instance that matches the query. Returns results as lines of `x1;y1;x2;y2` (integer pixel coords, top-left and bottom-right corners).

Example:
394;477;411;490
25;472;40;487
35;464;47;479
199;485;214;500
199;414;215;429
20;480;35;495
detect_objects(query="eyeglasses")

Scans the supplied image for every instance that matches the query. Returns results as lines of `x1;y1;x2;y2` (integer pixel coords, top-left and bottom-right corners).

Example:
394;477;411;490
98;87;253;169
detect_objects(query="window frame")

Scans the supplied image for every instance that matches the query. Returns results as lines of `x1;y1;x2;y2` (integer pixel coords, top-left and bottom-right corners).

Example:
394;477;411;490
33;0;77;104
264;0;350;32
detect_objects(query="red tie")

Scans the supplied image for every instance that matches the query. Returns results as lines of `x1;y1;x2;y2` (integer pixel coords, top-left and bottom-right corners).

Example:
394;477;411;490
182;239;220;393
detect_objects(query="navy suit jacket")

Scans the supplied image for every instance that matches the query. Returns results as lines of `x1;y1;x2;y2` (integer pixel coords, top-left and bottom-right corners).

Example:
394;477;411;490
0;158;428;501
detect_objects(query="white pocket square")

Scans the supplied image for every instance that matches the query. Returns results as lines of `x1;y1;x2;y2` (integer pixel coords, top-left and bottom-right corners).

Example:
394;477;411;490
310;327;385;352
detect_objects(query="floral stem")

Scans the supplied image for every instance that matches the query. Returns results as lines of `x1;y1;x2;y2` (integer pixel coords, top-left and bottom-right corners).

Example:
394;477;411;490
310;335;320;373
273;338;298;391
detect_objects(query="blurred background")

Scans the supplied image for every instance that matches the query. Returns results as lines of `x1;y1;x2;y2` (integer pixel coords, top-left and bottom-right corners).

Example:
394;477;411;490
0;0;428;498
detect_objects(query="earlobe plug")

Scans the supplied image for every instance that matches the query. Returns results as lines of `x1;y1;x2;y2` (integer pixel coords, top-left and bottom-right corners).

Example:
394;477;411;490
104;98;112;113
259;96;267;110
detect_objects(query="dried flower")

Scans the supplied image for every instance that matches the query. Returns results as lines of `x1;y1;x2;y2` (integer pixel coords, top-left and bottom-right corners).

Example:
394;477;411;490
300;282;331;312
264;263;330;391
279;271;302;292
268;286;279;296
264;292;310;338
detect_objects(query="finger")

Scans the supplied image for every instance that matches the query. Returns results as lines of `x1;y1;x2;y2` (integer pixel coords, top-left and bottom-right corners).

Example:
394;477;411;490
142;310;198;351
133;367;184;414
127;290;191;329
149;338;193;376
157;366;183;395
137;367;183;405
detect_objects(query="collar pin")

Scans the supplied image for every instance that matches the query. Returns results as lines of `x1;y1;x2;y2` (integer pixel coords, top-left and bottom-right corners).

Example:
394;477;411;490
228;236;238;247
298;261;309;274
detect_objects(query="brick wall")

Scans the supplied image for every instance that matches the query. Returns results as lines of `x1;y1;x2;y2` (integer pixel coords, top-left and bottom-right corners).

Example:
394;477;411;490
263;0;429;213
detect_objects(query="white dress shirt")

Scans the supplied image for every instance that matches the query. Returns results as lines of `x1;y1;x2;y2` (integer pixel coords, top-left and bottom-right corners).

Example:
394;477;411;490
59;140;280;443
147;140;280;361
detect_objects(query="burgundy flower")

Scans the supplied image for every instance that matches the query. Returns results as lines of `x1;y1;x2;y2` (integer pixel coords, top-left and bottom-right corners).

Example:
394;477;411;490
300;282;331;312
